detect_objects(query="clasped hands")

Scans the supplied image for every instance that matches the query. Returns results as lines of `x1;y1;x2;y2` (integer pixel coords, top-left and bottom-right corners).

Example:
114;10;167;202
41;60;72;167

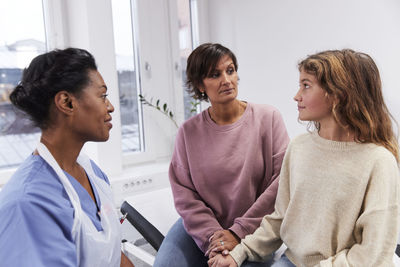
205;230;239;267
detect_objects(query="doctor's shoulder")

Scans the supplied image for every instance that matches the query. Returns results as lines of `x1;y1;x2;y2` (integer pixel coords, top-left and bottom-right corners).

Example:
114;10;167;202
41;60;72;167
0;154;75;223
89;159;110;185
0;154;79;266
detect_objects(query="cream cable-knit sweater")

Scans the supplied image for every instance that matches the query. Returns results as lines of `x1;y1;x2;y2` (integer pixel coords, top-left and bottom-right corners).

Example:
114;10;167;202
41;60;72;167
230;132;400;267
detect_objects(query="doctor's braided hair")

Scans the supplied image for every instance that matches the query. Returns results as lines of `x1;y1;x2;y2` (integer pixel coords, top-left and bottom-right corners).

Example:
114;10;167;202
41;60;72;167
10;48;97;129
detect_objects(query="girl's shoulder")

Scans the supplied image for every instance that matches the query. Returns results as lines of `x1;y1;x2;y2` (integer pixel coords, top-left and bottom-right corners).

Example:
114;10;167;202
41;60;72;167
288;133;312;147
366;144;399;168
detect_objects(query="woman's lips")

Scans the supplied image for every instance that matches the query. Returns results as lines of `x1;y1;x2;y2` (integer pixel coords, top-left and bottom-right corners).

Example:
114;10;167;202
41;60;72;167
220;88;234;94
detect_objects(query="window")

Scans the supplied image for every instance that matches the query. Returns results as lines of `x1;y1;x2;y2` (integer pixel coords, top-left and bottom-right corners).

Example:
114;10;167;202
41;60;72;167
0;0;201;178
177;0;200;120
0;0;46;169
110;0;201;165
111;0;143;154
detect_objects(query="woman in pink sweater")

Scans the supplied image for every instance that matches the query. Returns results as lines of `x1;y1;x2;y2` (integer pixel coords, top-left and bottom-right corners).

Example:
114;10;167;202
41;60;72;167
153;43;289;267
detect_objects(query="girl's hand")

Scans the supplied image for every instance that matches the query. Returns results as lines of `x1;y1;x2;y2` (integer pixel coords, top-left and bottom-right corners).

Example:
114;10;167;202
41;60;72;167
206;230;240;258
208;254;237;267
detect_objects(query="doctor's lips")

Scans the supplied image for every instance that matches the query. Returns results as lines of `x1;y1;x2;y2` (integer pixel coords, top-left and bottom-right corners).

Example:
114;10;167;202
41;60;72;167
105;117;113;128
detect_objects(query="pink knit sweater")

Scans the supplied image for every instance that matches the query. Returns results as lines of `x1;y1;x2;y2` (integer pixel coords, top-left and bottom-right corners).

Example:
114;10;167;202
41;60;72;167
169;103;289;252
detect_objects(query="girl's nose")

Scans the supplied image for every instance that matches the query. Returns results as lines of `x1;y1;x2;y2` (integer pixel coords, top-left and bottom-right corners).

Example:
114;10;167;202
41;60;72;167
293;89;301;102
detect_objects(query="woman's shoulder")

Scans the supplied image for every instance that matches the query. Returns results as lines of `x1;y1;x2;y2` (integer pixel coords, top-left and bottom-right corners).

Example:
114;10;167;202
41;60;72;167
178;110;207;137
246;103;286;127
248;102;281;116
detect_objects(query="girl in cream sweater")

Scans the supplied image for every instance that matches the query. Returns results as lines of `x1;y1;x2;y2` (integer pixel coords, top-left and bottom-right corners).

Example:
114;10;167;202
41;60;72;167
208;49;400;267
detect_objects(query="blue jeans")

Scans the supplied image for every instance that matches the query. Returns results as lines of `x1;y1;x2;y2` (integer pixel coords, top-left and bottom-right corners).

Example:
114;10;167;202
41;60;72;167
271;254;295;267
153;218;274;267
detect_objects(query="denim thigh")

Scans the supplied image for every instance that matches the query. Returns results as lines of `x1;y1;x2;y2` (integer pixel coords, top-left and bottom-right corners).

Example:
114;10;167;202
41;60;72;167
153;218;208;267
271;254;296;267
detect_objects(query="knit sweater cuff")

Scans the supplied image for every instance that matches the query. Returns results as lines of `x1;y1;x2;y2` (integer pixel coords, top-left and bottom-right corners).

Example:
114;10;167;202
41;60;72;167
229;223;247;240
229;244;247;266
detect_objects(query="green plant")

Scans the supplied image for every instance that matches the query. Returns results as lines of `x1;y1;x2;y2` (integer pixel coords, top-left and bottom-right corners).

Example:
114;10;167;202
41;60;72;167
139;94;179;128
189;100;201;114
138;94;200;129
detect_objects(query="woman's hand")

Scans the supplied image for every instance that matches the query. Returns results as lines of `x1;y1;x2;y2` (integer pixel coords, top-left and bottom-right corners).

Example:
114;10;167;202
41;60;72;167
206;230;240;258
208;254;237;267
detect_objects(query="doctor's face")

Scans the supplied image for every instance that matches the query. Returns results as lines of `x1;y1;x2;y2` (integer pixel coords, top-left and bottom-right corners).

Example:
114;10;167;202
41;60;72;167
72;70;114;142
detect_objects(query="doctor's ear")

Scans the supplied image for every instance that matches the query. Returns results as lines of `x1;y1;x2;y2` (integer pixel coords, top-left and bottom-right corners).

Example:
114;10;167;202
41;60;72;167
54;91;75;114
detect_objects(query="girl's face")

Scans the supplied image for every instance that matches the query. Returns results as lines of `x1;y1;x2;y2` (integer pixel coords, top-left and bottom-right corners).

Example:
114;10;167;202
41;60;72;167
294;70;333;123
201;55;238;105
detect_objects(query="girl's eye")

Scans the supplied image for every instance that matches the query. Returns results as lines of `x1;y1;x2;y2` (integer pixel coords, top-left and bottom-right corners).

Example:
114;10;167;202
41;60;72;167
102;94;108;100
303;84;310;89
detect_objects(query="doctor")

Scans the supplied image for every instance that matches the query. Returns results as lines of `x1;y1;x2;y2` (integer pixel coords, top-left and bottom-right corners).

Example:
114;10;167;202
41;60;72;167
0;48;134;267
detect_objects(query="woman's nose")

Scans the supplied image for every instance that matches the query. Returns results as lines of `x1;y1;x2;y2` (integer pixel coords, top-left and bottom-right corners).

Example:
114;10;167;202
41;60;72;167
221;72;230;84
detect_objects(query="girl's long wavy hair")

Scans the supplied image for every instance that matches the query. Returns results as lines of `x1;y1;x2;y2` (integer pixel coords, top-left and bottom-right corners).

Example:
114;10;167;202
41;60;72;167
299;49;399;162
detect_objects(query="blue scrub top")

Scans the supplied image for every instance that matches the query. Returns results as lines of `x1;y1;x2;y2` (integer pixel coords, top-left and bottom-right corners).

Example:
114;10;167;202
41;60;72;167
0;154;111;267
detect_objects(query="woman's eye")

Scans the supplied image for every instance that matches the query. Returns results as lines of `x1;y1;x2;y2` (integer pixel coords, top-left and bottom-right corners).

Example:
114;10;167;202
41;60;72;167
227;68;234;74
102;94;108;100
211;73;219;78
304;84;310;89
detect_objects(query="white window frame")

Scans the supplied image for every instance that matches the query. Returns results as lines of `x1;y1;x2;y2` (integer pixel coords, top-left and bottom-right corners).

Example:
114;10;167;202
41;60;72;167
0;0;194;185
0;0;61;185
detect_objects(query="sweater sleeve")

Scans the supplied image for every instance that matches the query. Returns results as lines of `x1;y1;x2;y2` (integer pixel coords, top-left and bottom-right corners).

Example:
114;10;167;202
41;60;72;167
230;108;290;239
169;128;223;252
319;154;399;267
230;142;292;266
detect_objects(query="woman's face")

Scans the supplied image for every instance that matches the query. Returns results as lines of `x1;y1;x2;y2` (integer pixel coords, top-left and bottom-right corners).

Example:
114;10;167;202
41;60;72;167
294;70;333;123
201;55;238;105
72;70;114;142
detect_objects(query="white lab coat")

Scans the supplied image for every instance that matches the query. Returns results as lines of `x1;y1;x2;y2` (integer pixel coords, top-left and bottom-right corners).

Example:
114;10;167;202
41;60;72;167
37;143;122;267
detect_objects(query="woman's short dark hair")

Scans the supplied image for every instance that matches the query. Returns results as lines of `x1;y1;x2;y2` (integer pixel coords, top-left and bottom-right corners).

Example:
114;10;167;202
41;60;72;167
9;48;97;129
186;43;238;101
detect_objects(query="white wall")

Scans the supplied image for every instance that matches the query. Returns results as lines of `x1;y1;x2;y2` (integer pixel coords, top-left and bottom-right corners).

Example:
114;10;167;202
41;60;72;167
200;0;400;138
